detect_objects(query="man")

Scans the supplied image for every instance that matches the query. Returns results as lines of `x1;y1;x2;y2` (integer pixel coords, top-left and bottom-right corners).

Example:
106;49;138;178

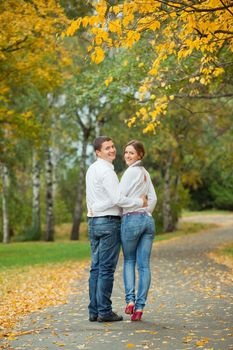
86;136;147;322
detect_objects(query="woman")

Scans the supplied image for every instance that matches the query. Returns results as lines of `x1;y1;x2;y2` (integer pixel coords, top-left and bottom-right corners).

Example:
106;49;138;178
119;140;157;321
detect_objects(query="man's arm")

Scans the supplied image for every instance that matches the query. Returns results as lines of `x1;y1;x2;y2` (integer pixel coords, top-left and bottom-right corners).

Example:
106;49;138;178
91;169;144;213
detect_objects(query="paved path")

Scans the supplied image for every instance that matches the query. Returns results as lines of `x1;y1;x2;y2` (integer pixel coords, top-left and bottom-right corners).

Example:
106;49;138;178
2;214;233;350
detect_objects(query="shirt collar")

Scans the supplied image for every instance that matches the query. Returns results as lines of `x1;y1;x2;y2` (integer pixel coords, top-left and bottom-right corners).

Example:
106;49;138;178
129;160;143;168
97;157;114;169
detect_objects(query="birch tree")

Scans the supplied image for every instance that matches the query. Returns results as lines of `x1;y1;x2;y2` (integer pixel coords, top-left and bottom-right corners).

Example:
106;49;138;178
0;163;10;243
45;146;54;241
31;149;41;240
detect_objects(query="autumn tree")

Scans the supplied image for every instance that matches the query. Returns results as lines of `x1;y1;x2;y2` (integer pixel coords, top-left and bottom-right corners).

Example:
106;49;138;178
66;0;233;131
0;0;71;158
0;0;72;242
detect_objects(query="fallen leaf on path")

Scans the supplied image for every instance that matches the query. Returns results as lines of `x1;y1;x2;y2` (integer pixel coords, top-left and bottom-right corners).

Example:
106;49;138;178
183;335;193;343
196;338;209;347
0;261;89;338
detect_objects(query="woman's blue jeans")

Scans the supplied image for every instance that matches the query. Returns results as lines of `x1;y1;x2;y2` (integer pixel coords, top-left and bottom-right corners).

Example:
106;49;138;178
121;213;155;311
88;216;121;317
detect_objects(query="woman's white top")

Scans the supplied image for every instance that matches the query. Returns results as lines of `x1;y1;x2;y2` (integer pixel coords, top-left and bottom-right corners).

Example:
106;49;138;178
86;158;143;217
119;160;157;215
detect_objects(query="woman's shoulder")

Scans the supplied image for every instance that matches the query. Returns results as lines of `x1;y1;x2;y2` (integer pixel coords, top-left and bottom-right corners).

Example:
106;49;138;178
124;165;142;175
121;166;142;182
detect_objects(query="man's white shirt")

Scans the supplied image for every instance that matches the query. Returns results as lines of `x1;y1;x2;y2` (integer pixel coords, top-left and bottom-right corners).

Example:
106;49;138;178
86;158;143;217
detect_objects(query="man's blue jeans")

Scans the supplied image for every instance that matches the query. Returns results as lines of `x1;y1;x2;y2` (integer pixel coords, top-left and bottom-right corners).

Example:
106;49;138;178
88;216;121;317
121;213;155;311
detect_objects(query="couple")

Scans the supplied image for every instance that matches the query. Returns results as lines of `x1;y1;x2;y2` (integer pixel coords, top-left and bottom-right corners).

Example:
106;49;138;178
86;136;157;322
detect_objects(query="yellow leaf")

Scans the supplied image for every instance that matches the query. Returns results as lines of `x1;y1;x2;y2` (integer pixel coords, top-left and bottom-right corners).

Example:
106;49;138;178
96;1;107;17
91;47;105;64
196;338;209;347
126;344;135;348
82;17;89;27
108;19;122;35
200;77;207;85
123;13;134;26
148;68;158;75
105;76;113;86
189;77;196;83
112;5;122;15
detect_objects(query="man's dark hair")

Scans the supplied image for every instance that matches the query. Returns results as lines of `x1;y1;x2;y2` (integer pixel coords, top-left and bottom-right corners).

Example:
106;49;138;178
93;136;112;151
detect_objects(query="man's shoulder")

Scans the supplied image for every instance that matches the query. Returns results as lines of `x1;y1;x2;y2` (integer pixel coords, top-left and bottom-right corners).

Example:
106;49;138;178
87;160;113;174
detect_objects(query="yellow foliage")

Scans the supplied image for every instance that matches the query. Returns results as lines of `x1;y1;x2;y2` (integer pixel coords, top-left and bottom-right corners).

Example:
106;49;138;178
0;0;71;142
108;19;122;35
143;123;155;134
96;1;107;19
127;116;136;128
66;18;82;36
125;30;140;48
66;0;233;131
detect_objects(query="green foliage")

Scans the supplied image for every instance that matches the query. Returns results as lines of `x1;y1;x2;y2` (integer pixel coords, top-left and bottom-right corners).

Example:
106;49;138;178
19;225;41;242
190;173;233;211
188;120;233;211
56;167;80;217
152;180;190;234
54;198;72;225
210;179;233;210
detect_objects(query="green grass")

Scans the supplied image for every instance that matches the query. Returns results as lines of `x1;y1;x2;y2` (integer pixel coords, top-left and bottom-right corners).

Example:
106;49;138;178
0;222;216;270
0;241;90;270
219;242;233;257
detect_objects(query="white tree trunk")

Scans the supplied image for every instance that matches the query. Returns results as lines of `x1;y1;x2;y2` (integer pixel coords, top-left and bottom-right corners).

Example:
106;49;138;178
1;163;10;243
45;147;54;241
32;150;41;239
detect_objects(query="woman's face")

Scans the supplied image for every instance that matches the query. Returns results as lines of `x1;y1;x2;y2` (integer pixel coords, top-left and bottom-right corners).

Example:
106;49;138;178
124;145;141;166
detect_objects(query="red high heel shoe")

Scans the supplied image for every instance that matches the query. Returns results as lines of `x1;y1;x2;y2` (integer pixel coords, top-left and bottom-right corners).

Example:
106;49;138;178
131;310;143;321
125;304;135;315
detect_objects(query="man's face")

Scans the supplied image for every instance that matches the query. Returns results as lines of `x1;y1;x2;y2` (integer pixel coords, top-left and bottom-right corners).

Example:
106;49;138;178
96;140;116;163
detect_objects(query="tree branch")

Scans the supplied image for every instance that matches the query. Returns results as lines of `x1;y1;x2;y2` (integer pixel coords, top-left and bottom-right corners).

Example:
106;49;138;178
1;36;28;53
219;0;233;16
